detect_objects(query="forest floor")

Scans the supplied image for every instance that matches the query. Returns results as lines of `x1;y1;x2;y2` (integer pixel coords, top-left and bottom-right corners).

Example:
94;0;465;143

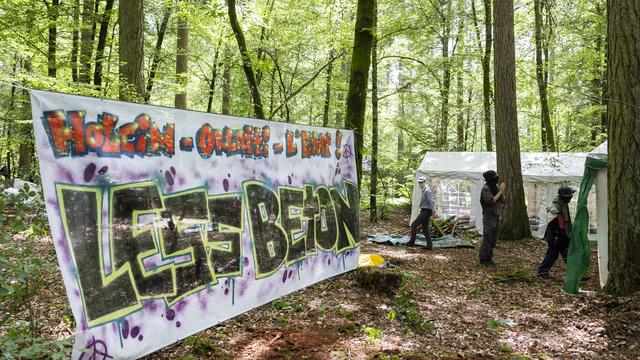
26;210;640;359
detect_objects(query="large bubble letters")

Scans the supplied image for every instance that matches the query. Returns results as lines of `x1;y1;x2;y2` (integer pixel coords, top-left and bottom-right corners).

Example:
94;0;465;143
57;180;359;328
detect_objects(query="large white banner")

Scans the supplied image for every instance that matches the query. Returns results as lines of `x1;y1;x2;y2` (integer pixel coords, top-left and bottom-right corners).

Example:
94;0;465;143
30;90;360;359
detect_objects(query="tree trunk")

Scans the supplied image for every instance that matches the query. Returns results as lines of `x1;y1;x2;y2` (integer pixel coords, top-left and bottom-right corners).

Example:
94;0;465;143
493;0;530;240
482;0;493;151
255;0;276;86
18;60;34;177
439;0;454;150
119;0;145;101
534;0;556;152
221;45;231;115
227;0;265;119
46;0;60;78
79;0;95;83
345;0;375;188
145;4;172;103
334;54;349;129
71;0;80;82
93;0;115;88
370;4;379;223
604;0;640;296
397;60;405;161
322;50;334;127
175;1;189;109
455;0;465;151
207;37;223;113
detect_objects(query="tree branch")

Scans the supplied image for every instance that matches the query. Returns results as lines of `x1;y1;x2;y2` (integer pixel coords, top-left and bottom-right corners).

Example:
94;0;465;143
268;49;347;119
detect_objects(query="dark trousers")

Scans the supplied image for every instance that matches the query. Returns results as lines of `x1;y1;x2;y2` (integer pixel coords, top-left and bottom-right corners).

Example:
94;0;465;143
538;233;569;275
409;209;432;248
479;218;499;262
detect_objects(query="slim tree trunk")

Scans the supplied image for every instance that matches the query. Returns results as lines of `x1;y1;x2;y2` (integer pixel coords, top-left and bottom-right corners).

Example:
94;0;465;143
93;0;115;88
119;0;145;101
145;4;172;103
227;0;265;119
221;45;231;115
455;0;465;151
345;0;375;188
255;0;276;86
604;0;640;296
493;0;530;240
334;54;349;128
175;1;189;109
79;0;95;83
207;37;223;113
322;50;334;127
534;0;556;152
18;60;34;177
71;0;80;82
370;3;379;223
439;0;454;150
397;60;406;160
483;0;493;151
46;0;60;78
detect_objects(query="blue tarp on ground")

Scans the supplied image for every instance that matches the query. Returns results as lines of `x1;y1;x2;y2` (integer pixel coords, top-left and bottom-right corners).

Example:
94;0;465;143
366;233;474;249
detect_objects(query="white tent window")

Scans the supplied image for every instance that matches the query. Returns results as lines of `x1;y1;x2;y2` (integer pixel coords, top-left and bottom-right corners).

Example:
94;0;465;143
429;178;474;222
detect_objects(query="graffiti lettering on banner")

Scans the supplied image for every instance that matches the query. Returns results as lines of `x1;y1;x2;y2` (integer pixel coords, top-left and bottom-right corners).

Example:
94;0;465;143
30;90;360;360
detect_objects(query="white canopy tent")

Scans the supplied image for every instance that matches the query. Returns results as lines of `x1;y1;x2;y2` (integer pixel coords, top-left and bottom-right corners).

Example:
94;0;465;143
411;151;599;239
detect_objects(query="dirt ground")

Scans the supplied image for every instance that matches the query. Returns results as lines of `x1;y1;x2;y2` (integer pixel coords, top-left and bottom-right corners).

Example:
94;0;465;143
24;211;640;359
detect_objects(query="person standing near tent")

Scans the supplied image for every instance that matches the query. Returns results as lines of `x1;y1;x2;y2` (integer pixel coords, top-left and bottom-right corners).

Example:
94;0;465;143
537;186;577;278
479;170;505;266
408;176;435;249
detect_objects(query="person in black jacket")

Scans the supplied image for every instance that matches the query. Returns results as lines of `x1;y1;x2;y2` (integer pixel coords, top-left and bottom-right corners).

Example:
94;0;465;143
537;186;576;278
479;170;505;266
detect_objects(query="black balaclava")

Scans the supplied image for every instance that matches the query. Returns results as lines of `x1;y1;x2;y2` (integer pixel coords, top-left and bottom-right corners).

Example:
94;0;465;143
483;170;499;195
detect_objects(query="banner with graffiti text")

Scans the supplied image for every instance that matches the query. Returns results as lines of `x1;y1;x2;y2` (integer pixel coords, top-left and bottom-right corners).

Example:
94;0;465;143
30;90;360;359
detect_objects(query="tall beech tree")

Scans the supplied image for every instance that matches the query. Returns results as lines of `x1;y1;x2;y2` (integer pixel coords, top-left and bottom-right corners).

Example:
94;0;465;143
145;4;172;103
370;0;379;222
345;0;375;188
79;0;95;83
534;0;556;151
45;0;60;78
604;0;640;296
493;0;530;239
119;0;145;100
175;0;189;109
93;0;115;88
227;0;265;119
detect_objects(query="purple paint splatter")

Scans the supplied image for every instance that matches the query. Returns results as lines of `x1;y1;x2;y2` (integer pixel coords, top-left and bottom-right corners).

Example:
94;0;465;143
287;175;292;185
224;288;229;295
243;257;249;266
98;166;108;175
122;320;130;339
165;171;175;186
223;179;229;192
170;166;176;175
83;163;96;182
130;326;140;338
176;321;181;328
282;271;288;283
227;173;231;177
138;335;144;341
165;309;175;321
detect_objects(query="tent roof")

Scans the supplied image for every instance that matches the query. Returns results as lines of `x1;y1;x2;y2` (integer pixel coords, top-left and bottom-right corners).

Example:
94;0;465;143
416;152;589;183
590;141;608;156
